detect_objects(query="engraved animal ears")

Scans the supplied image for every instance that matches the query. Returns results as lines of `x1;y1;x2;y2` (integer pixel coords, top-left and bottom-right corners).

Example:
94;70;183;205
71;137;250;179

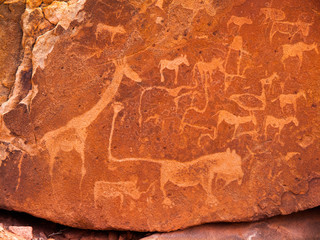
182;54;190;65
299;90;307;99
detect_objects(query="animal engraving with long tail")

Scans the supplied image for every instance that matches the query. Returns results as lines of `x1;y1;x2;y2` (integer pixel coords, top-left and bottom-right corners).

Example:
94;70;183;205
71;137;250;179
107;103;244;206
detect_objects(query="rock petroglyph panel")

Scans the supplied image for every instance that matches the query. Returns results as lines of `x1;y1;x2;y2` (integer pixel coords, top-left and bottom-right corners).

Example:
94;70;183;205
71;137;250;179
108;103;243;206
260;7;314;43
0;0;320;232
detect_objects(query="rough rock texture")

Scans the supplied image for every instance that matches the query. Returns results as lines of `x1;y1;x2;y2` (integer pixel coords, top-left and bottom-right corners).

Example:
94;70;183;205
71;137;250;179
0;0;25;103
143;207;320;240
0;225;26;240
0;206;320;240
0;209;146;240
0;0;320;232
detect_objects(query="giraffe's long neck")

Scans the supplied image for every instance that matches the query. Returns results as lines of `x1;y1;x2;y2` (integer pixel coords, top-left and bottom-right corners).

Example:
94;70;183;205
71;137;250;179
69;65;124;128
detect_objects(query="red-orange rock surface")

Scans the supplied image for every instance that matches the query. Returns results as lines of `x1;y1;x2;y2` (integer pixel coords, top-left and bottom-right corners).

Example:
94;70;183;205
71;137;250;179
0;0;320;232
0;0;25;103
143;207;320;240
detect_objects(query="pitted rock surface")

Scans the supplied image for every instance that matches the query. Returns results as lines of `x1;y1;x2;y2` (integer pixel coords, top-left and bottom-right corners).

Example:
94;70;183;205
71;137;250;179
0;0;320;232
0;1;25;103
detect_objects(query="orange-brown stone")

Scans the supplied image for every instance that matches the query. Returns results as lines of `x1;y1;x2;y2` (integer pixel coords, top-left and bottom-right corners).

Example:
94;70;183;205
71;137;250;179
0;1;25;103
0;0;320;232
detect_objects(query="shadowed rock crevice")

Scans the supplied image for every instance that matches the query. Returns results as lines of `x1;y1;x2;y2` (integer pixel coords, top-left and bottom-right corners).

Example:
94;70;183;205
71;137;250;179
0;207;320;239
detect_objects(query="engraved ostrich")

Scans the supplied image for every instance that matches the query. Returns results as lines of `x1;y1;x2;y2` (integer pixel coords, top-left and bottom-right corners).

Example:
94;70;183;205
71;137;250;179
229;72;279;113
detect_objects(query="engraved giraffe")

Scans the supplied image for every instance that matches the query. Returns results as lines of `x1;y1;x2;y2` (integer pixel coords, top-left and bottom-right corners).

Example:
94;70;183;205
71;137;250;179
95;23;126;43
281;42;319;69
264;115;299;144
213;110;257;139
107;103;243;206
227;16;252;32
272;90;306;112
40;57;142;190
159;54;190;84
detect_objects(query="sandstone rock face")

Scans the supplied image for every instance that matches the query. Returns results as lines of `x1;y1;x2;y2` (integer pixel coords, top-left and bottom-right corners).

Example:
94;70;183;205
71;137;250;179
0;0;320;232
142;207;320;240
0;1;25;103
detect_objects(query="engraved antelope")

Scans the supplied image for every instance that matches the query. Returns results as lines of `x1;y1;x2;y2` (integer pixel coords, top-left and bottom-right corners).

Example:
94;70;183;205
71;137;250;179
269;19;312;43
214;110;257;139
260;9;313;43
193;57;225;77
260;72;279;94
264;116;299;144
272;90;306;112
159;54;190;84
96;23;126;43
281;42;319;69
